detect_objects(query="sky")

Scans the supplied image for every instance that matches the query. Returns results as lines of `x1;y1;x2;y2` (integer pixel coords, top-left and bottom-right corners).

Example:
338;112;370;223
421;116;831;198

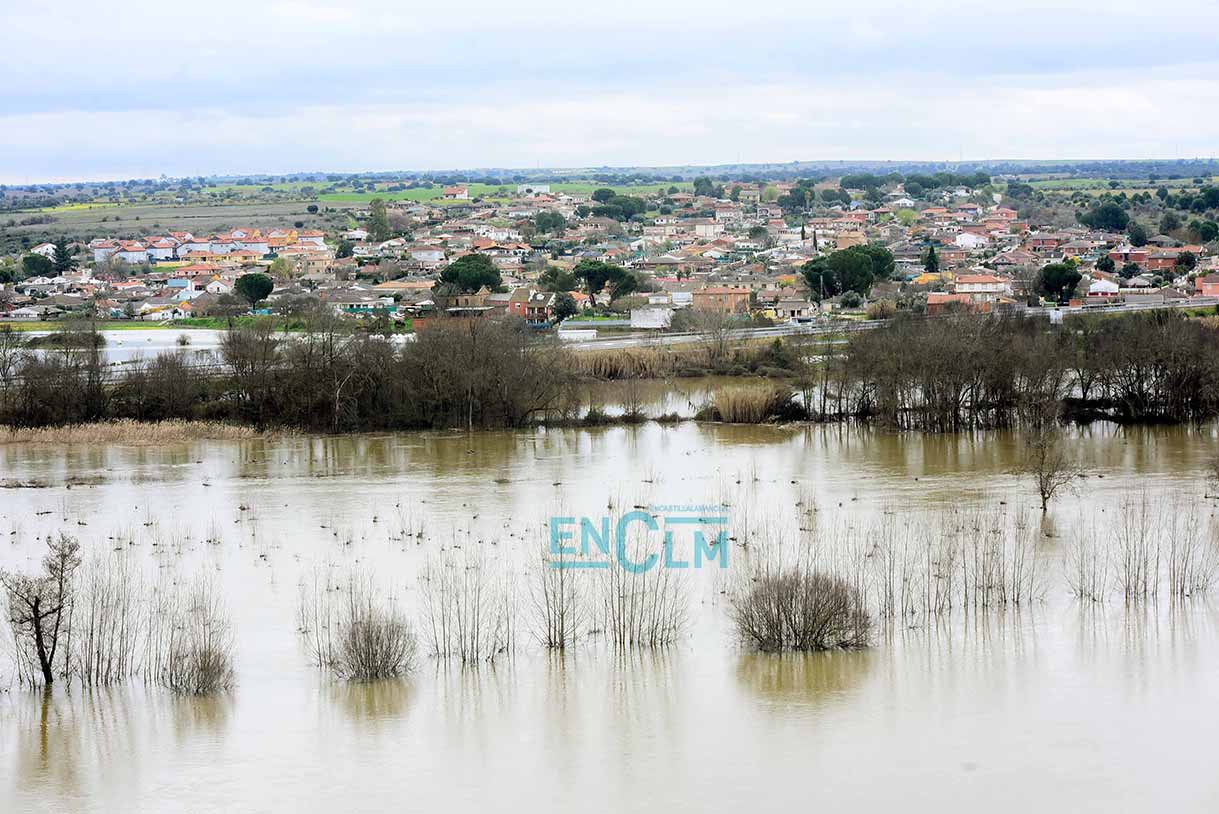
3;0;1219;184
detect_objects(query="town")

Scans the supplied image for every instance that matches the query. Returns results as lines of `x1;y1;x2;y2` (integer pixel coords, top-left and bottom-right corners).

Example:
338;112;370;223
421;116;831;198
3;169;1218;330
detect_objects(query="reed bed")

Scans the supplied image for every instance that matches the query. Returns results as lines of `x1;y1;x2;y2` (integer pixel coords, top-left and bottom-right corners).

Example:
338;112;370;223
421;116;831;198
571;346;688;380
705;385;795;424
0;419;265;445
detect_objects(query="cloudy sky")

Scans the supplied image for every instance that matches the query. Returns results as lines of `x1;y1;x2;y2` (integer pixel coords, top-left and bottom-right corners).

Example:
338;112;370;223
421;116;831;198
4;0;1218;183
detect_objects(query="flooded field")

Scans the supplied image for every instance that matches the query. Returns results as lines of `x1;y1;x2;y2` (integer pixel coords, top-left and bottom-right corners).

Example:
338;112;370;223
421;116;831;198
3;422;1219;812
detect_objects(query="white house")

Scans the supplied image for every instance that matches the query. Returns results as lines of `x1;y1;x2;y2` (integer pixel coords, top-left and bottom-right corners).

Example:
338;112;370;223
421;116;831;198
114;242;149;264
30;242;57;258
516;184;551;196
92;240;119;263
954;232;989;250
409;246;445;265
236;238;270;255
147;239;178;261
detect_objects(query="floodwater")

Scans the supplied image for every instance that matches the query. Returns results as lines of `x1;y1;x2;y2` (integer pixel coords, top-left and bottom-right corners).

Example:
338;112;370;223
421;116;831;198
2;420;1219;812
27;329;227;365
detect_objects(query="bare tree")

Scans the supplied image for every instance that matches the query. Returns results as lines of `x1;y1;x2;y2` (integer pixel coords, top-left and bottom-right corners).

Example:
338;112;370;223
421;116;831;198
1024;418;1083;511
690;310;734;371
1;534;82;686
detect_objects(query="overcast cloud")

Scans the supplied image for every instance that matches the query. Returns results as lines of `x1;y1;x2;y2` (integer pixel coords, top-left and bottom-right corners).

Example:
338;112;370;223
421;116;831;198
3;0;1218;182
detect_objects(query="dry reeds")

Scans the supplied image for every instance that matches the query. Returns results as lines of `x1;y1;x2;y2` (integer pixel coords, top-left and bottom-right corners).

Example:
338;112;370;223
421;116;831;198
571;346;684;380
706;385;795;424
0;419;265;445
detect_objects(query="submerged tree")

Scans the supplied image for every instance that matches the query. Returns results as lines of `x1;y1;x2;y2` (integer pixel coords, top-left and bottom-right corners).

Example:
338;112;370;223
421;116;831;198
1;534;82;686
1023;406;1083;511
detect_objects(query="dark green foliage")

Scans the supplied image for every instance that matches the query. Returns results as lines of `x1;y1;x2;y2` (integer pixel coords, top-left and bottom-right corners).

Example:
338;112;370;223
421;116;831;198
439;254;502;292
22;253;54;277
1079;201;1129;231
1038;263;1082;302
235;273;274;307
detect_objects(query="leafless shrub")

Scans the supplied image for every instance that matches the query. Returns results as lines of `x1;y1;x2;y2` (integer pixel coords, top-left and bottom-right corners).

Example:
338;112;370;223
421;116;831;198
1164;506;1217;598
857;508;1043;620
527;543;588;649
299;568;416;680
1115;497;1161;602
148;577;235;695
731;567;871;652
1066;524;1110;602
70;553;144;685
598;535;687;648
419;549;515;663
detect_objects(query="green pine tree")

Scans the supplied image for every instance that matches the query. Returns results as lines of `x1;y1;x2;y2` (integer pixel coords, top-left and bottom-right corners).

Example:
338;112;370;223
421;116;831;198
923;244;939;275
52;240;76;273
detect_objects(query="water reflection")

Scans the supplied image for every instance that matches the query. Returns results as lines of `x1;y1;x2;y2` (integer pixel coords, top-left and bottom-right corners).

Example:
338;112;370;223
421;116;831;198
169;693;232;743
735;649;874;705
328;678;414;725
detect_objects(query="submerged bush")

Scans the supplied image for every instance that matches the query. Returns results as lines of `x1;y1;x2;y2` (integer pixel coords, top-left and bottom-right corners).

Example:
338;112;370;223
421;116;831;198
153;579;235;695
300;570;417;680
731;569;872;652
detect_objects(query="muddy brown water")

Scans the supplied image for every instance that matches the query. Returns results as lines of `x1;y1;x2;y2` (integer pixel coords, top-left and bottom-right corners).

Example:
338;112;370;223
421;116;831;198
2;418;1219;812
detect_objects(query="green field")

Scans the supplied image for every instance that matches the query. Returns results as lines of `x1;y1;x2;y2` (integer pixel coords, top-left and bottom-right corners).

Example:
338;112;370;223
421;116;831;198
1028;176;1217;195
317;181;689;205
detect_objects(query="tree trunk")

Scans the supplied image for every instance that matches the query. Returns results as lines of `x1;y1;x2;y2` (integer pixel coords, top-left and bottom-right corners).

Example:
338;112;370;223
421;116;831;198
31;597;54;686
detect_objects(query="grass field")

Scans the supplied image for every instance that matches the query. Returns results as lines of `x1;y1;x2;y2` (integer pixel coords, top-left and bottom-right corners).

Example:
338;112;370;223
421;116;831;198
317;181;689;205
2;200;348;245
2;180;687;246
1028;176;1217;194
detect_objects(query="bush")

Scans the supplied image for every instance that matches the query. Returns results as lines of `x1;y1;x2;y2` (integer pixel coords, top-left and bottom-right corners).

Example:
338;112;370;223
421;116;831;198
731;569;871;651
865;299;897;320
300;570;416;681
